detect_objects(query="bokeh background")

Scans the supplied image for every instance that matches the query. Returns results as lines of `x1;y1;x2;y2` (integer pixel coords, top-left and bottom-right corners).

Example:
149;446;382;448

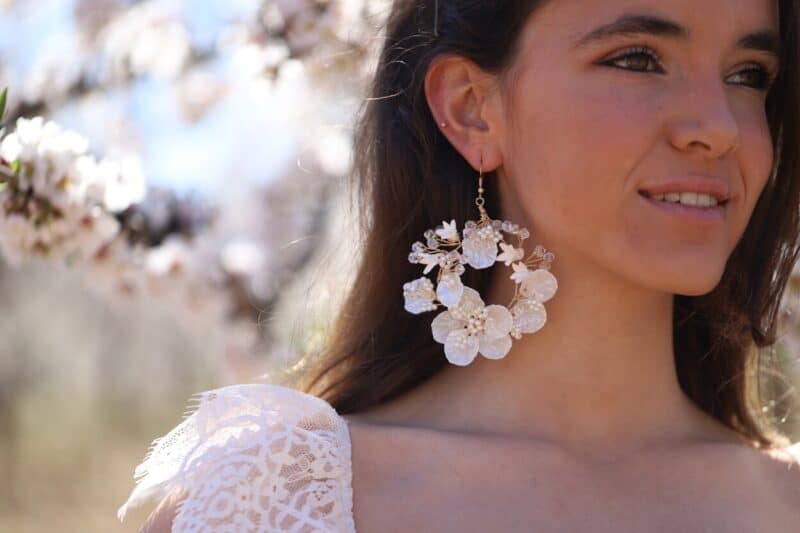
0;1;797;531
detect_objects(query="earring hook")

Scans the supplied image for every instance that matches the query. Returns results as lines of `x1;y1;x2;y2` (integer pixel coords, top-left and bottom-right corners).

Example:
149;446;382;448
476;155;486;215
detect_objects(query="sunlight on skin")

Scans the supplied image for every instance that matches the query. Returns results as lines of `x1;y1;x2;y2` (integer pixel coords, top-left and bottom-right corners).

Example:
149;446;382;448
418;0;779;459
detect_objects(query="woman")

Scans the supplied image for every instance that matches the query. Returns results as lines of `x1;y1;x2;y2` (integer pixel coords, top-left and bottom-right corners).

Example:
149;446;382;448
119;0;800;531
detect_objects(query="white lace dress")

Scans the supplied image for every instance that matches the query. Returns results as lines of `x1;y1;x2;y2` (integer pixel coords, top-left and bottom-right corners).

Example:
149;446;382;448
117;383;356;532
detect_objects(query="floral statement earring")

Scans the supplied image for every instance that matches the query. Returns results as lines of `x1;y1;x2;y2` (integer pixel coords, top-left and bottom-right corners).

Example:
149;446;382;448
402;161;558;366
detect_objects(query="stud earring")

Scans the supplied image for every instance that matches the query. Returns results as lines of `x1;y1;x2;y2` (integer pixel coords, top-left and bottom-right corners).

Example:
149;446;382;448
402;158;558;366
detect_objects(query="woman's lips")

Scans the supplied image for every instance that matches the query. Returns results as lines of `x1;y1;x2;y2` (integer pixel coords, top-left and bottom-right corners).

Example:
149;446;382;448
638;191;726;223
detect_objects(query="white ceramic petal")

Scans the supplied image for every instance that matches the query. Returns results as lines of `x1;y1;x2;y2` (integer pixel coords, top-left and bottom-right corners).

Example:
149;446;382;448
483;304;513;339
511;298;547;334
520;269;558;302
436;272;464;308
402;276;436;314
452;286;484;318
435;219;459;242
444;328;480;366
404;296;431;314
431;310;461;344
497;243;524;266
479;333;512;359
462;233;498;269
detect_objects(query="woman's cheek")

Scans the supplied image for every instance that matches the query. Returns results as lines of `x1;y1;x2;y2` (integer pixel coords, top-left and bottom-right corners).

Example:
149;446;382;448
729;106;774;244
510;76;661;244
572;86;658;176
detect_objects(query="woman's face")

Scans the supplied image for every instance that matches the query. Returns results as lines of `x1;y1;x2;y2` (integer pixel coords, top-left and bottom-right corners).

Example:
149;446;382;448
496;0;779;295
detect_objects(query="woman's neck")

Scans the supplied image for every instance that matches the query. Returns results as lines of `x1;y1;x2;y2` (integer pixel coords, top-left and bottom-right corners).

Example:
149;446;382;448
363;256;751;463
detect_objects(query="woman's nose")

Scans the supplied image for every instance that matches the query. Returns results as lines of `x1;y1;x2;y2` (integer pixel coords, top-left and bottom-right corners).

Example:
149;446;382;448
664;76;741;160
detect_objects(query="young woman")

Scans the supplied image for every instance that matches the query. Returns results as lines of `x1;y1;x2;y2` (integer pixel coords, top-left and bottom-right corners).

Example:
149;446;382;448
119;1;800;531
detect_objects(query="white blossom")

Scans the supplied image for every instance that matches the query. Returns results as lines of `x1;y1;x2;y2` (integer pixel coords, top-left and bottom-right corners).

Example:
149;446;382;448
98;0;191;82
510;298;548;338
435;219;459;242
462;223;501;269
435;271;464;308
145;235;194;277
93;155;147;213
0;117;130;266
431;286;513;366
519;268;558;303
510;261;530;284
403;276;437;314
418;252;441;275
496;242;524;266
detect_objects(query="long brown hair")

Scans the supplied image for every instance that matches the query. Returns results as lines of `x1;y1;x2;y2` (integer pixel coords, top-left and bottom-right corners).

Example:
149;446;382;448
298;0;800;448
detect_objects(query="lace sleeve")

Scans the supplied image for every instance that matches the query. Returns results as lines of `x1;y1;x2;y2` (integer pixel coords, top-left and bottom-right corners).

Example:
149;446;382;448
117;383;355;533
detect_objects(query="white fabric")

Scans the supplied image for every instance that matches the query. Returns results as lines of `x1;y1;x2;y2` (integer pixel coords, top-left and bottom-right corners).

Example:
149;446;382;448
117;383;355;532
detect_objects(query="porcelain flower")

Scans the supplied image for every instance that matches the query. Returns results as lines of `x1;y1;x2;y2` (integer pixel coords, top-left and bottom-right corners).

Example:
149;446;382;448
403;276;437;314
435;271;464;307
435;219;459;242
515;266;558;303
461;222;502;269
510;298;547;339
508;265;558;338
430;286;513;366
496;242;524;266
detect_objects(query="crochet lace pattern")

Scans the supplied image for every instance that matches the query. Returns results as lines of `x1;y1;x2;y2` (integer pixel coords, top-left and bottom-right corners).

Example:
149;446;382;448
117;383;356;532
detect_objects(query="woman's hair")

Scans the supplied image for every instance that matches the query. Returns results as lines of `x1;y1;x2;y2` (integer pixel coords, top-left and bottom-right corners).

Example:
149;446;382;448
299;0;800;448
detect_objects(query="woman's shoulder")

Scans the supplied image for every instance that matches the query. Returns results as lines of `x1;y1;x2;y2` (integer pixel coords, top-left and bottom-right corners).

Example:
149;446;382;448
117;382;355;532
748;441;800;527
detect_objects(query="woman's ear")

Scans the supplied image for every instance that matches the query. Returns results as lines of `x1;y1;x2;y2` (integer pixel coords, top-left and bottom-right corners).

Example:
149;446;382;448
424;54;506;171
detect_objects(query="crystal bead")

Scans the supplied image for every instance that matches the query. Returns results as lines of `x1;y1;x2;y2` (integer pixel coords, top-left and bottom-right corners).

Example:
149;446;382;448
519;229;530;239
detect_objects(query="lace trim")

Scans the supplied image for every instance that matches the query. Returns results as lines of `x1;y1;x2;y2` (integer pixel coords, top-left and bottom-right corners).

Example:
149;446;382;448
117;383;356;532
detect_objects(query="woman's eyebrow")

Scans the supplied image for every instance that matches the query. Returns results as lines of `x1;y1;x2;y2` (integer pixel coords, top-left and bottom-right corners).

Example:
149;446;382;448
571;13;781;61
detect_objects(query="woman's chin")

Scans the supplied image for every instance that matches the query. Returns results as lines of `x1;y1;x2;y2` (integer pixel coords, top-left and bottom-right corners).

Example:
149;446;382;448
673;285;718;297
637;250;729;296
669;274;726;297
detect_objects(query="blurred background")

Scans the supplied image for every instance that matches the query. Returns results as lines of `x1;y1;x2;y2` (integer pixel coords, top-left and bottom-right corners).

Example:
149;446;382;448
0;0;797;531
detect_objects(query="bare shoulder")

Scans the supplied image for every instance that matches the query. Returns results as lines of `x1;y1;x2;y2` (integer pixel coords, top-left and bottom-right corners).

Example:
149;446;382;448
759;443;800;493
139;486;188;533
732;440;800;526
342;413;453;532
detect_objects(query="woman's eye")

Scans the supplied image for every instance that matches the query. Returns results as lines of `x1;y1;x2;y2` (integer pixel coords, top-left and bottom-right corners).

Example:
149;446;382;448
726;67;776;91
601;47;663;73
601;47;777;92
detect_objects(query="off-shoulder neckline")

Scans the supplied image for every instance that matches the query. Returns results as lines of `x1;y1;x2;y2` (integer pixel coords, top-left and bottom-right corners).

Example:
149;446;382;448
205;383;359;532
291;386;356;533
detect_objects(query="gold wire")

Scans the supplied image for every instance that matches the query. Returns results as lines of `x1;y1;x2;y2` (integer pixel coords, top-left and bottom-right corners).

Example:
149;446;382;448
476;162;488;222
